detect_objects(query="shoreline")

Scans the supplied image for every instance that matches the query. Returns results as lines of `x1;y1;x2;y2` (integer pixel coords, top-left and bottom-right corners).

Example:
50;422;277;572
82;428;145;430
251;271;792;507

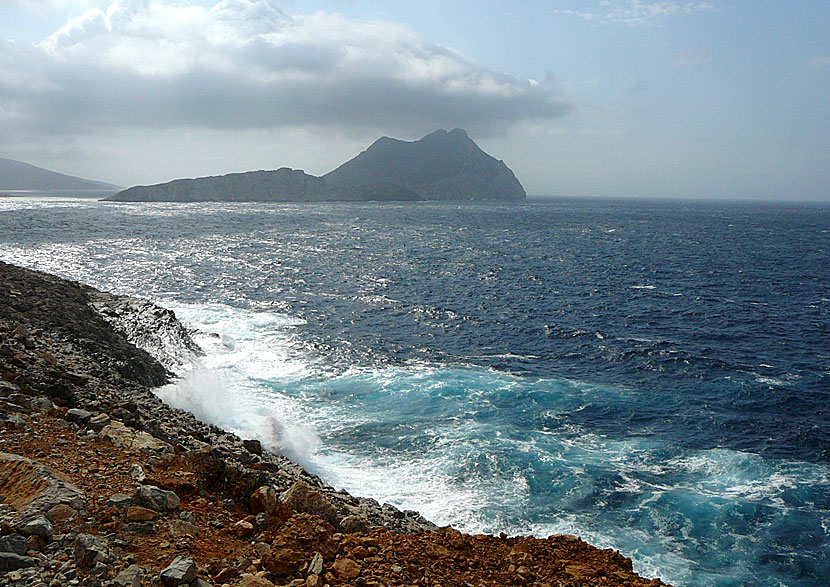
0;260;671;586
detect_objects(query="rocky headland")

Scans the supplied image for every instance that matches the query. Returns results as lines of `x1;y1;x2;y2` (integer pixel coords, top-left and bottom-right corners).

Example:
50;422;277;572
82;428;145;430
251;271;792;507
104;129;525;203
0;261;669;587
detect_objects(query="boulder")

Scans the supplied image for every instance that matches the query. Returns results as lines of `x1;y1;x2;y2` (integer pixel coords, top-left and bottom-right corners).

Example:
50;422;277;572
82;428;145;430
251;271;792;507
0;552;36;572
64;408;92;426
160;555;197;586
101;421;173;454
168;519;199;538
332;557;361;580
88;413;111;431
16;514;53;541
280;481;339;526
0;452;85;519
134;485;180;513
0;534;29;555
340;514;370;534
73;533;113;567
47;503;77;524
114;564;144;587
243;439;262;455
262;547;306;576
250;486;277;515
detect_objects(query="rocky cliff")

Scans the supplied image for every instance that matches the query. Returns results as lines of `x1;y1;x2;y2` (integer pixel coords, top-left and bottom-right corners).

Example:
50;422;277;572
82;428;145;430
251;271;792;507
0;261;670;587
105;129;526;203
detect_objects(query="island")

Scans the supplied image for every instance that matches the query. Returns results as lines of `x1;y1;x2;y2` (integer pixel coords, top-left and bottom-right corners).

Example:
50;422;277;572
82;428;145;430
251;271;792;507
105;129;526;202
0;157;119;192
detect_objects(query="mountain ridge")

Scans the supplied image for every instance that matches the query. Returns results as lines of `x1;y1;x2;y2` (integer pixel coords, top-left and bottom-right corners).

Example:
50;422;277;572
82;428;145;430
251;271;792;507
106;129;526;202
0;157;119;192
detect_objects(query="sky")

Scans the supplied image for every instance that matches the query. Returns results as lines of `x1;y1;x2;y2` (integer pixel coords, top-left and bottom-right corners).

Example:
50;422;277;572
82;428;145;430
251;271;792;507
1;0;828;201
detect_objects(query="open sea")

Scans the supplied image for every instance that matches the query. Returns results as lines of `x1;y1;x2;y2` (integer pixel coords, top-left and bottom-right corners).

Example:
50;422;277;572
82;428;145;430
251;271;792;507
0;196;828;586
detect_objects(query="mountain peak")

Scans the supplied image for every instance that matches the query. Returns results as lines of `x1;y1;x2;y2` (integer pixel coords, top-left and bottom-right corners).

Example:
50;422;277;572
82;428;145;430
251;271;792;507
324;129;525;201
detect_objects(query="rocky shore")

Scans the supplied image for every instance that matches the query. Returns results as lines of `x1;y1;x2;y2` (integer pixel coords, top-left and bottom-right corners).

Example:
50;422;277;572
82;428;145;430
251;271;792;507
0;260;671;587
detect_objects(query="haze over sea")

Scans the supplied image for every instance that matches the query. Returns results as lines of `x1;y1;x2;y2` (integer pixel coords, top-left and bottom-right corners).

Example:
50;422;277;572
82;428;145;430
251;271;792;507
1;196;828;586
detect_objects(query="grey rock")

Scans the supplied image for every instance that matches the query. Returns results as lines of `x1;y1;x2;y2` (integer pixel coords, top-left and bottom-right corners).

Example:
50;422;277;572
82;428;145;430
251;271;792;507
108;494;132;509
73;534;112;567
0;533;29;555
0;552;37;572
128;463;146;482
64;408;92;426
90;561;110;577
125;521;154;535
114;564;143;587
308;552;324;576
236;451;259;465
242;439;262;455
134;485;179;513
17;515;54;540
168;519;199;538
159;556;197;586
87;413;110;431
5;413;25;427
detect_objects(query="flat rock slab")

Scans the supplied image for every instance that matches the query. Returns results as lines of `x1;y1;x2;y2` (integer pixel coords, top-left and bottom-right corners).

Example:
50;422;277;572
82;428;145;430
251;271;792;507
0;452;85;518
100;421;173;455
0;552;37;572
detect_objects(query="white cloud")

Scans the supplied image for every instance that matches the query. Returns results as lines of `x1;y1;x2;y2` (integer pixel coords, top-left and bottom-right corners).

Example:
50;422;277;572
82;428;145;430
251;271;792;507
555;1;712;27
672;48;712;67
0;0;569;141
806;55;830;72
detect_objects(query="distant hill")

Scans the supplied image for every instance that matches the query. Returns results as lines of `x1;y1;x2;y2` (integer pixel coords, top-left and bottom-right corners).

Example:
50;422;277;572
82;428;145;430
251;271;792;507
324;128;526;201
0;157;119;191
110;168;366;203
106;129;525;202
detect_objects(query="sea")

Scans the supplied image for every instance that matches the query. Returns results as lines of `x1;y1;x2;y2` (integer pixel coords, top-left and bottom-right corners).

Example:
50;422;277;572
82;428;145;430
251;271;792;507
0;195;828;586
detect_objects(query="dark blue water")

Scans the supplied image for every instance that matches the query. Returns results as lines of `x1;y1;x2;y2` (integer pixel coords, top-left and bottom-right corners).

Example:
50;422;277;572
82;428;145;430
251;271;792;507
1;197;828;586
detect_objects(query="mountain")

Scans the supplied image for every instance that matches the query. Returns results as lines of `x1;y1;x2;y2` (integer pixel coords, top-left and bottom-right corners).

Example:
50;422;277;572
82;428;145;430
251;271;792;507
324;128;526;201
0;157;119;191
106;129;525;202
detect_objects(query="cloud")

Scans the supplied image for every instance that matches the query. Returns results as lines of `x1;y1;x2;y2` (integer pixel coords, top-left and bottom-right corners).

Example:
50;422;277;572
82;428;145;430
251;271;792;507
0;0;569;141
806;55;830;72
628;78;649;95
554;1;712;27
672;48;712;67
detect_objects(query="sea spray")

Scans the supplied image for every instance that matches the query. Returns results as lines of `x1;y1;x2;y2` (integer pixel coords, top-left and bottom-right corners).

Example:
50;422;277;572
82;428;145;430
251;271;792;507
155;366;322;472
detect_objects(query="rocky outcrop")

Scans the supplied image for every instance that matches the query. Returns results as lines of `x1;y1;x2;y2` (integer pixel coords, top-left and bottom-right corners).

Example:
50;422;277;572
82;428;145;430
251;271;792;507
88;290;203;372
105;129;526;203
324;128;526;200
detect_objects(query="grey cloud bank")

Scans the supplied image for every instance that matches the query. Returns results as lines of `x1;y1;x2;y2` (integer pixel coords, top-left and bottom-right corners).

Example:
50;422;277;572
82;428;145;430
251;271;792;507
0;1;568;138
